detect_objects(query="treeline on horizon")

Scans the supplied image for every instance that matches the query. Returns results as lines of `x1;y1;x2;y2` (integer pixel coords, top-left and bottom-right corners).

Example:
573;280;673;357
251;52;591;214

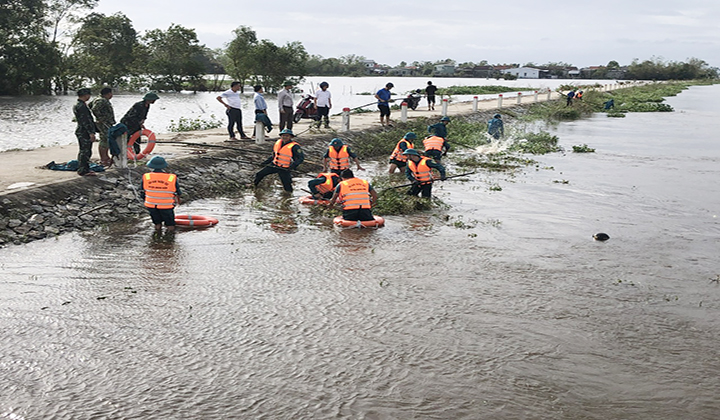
2;0;718;96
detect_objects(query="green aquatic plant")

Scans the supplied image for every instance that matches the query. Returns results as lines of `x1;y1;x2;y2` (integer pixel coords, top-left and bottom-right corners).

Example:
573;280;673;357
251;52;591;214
168;115;223;132
436;85;540;95
509;131;561;155
572;144;595;153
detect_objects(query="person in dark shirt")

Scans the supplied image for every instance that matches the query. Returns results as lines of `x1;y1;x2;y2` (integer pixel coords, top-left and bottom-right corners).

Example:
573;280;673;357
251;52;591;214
72;88;97;176
253;129;304;192
425;81;438;111
121;92;159;154
427;116;450;138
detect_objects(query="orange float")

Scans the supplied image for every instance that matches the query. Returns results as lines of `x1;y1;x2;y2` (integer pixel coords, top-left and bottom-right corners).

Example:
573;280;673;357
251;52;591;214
174;214;219;227
298;195;330;206
333;215;385;228
127;128;157;160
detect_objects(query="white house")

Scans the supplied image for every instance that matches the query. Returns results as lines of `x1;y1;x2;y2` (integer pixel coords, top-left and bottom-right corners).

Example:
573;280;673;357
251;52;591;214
502;67;546;79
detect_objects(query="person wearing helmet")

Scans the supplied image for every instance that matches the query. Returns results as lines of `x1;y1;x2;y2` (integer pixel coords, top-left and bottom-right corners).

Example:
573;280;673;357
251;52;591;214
253;129;304;192
487;113;504;140
307;171;341;200
140;156;181;232
403;148;446;198
323;138;364;175
328;169;379;222
425;81;438;111
121;91;159;154
427;116;451;139
278;80;295;131
388;132;416;174
423;133;450;163
313;81;332;129
375;82;394;126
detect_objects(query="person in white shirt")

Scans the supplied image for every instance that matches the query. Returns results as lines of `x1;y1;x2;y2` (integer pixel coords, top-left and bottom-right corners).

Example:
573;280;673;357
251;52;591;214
313;81;332;129
277;80;295;131
216;81;250;140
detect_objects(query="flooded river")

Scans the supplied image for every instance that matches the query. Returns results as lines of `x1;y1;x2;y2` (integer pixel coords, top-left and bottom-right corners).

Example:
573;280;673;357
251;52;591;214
2;85;720;419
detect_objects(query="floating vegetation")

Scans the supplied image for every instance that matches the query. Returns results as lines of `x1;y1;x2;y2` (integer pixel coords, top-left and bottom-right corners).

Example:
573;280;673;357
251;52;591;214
436;85;540;95
168;115;223;132
370;175;446;215
553;179;570;184
572;144;595;153
508;131;561;155
606;111;626;118
489;184;503;191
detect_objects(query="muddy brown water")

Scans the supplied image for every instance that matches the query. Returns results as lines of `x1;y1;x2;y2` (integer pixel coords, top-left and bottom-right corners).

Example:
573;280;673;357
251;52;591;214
2;85;720;419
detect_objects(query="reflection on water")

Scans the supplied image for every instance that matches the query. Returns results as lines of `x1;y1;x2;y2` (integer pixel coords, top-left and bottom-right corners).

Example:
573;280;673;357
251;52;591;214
2;86;720;419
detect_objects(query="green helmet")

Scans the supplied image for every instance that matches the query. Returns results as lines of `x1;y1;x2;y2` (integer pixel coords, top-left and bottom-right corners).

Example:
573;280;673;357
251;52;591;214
403;132;417;140
440;116;451;122
146;156;168;169
329;138;343;147
279;129;295;137
402;148;421;156
143;92;160;101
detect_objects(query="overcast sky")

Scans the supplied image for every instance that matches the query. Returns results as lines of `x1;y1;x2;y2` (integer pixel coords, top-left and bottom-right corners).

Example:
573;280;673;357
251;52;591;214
93;0;720;68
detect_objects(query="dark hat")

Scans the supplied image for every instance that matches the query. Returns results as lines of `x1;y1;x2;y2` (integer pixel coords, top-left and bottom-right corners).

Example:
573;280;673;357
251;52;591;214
77;88;92;96
143;92;160;101
386;82;394;88
329;138;344;147
403;132;417;140
279;129;295;137
494;113;502;118
402;148;421;156
147;156;168;169
440;116;451;122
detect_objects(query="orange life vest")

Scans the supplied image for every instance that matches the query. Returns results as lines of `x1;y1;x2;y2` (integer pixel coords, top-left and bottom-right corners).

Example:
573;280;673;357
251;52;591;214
338;177;372;210
328;145;350;170
316;172;340;195
408;157;433;184
390;139;414;161
423;136;445;152
273;139;299;168
143;172;177;209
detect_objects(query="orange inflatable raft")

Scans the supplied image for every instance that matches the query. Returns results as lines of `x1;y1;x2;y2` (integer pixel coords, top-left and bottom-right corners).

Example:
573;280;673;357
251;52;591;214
174;214;219;227
298;195;330;206
333;215;385;228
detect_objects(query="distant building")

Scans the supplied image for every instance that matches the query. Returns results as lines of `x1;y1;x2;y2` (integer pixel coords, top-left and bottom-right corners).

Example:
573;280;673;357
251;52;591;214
502;67;548;79
362;60;377;69
389;66;417;76
434;64;456;76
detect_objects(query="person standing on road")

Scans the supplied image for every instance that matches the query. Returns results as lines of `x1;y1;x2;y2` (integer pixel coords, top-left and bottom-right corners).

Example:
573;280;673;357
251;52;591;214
403;148;446;198
425;81;438;111
89;87;116;167
375;82;394;127
217;81;250;140
253;129;304;192
120;92;159;154
253;85;272;137
73;88;97;176
278;80;295;131
313;81;332;128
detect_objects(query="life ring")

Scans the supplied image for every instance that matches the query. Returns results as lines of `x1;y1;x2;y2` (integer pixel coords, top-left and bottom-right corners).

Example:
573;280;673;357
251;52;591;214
174;214;219;227
333;215;385;228
127;129;156;160
299;195;330;206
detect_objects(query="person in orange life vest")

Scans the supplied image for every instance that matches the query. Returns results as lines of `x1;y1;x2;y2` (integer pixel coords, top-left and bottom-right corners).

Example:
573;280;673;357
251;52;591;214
308;172;341;199
323;138;364;175
140;156;181;232
253;129;304;192
388;131;416;174
403;148;445;198
422;133;450;163
329;169;378;222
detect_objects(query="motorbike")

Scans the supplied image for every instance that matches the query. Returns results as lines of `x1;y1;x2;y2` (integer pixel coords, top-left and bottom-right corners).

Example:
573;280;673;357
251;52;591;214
404;89;423;110
293;94;321;123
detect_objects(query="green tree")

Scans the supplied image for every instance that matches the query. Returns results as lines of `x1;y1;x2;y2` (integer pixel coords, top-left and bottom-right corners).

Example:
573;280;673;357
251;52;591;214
0;0;59;94
250;40;308;91
141;24;206;91
223;25;258;85
70;12;138;86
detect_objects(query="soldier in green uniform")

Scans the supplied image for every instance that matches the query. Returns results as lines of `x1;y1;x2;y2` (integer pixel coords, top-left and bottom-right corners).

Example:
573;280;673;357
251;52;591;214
90;87;116;167
73;88;97;176
121;92;159;154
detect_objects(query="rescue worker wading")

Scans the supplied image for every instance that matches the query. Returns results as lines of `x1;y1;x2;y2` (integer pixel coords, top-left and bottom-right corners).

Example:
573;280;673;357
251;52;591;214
141;156;181;232
308;172;341;200
329;169;378;222
323;138;364;175
422;134;450;163
403;148;446;198
388;131;416;174
253;129;304;192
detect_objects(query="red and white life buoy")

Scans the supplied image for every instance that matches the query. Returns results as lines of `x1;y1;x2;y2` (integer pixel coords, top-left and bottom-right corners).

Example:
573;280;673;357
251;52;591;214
127;128;156;160
174;214;219;227
298;195;330;206
333;215;385;228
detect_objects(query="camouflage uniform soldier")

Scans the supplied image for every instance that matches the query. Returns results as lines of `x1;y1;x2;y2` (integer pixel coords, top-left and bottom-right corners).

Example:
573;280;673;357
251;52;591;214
90;87;116;166
73;88;97;176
